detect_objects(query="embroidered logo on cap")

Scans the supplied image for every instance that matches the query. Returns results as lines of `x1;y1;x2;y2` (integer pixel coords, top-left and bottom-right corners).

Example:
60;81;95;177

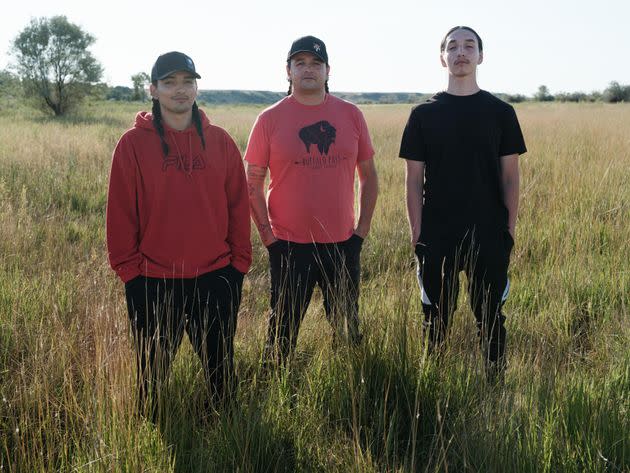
313;43;321;52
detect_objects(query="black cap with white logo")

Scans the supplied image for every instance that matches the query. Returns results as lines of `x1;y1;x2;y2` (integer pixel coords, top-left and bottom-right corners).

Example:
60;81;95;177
151;51;201;81
287;36;328;64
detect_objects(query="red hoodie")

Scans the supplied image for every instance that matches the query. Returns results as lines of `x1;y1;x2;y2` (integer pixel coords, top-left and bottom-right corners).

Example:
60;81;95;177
106;110;251;283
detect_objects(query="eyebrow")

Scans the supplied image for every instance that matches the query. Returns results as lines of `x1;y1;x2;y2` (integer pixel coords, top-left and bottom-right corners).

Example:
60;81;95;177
447;38;477;45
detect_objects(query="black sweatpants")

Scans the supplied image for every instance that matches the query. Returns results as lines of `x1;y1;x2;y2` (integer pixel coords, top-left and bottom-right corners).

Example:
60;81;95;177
415;229;514;367
265;234;364;364
124;264;243;418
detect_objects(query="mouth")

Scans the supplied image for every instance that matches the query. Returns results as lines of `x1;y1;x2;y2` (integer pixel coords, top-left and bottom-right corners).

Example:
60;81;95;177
455;60;469;65
173;96;189;102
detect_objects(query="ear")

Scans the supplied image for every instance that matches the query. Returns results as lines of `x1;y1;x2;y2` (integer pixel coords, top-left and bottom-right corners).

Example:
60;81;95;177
326;64;331;80
149;83;157;99
286;63;291;80
478;51;484;65
440;54;447;68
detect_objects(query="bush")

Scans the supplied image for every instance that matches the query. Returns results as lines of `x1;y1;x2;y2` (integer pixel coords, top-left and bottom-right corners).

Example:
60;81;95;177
534;85;555;102
505;94;528;103
555;92;588;102
602;81;630;103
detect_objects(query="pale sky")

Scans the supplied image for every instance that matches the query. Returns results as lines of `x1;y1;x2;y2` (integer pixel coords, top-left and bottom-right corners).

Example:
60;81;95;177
1;0;627;95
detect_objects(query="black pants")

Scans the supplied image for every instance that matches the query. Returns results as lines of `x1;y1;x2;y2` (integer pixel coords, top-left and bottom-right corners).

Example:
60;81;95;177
415;229;513;367
265;234;364;364
124;265;243;418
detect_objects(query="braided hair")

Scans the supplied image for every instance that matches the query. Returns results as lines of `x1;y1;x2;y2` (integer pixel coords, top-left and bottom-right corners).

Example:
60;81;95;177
191;102;206;150
151;95;206;157
151;98;169;156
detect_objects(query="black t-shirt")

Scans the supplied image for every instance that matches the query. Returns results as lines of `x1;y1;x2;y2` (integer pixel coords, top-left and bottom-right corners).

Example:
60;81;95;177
399;90;526;241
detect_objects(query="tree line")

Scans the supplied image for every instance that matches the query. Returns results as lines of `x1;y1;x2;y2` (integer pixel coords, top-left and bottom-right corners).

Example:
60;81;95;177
503;84;630;104
1;16;629;116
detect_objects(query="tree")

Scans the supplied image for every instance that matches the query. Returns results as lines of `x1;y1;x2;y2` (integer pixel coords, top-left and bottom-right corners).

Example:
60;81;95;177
534;85;554;102
106;85;134;101
11;16;103;116
0;70;21;97
0;70;22;110
504;93;528;103
131;72;150;101
602;81;630;103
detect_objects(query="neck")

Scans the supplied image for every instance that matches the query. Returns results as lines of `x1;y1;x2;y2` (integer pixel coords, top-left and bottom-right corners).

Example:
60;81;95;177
161;107;193;131
291;88;327;106
446;75;481;96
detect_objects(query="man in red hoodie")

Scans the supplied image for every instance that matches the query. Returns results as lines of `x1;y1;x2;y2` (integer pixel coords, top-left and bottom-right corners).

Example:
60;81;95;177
106;51;251;419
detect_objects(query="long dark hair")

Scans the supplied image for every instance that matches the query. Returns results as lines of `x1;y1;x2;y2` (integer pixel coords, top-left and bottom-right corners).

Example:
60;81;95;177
151;93;206;156
440;26;483;52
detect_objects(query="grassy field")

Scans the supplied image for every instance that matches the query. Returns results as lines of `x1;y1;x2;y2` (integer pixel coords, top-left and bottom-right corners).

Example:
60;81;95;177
0;100;628;472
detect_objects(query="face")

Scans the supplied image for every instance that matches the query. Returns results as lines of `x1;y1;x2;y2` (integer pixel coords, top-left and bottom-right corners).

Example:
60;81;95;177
286;52;330;94
150;71;198;115
440;28;483;77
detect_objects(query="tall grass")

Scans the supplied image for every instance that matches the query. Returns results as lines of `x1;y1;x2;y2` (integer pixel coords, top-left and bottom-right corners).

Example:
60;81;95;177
0;101;628;472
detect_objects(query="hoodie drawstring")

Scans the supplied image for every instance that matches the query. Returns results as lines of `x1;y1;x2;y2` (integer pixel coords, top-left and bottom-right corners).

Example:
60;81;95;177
170;132;193;178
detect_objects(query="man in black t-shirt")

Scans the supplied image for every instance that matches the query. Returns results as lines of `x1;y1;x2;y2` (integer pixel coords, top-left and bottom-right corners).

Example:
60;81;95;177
399;26;526;381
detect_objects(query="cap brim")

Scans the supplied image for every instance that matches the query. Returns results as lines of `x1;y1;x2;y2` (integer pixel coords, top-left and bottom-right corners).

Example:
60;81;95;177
156;69;201;80
287;50;327;63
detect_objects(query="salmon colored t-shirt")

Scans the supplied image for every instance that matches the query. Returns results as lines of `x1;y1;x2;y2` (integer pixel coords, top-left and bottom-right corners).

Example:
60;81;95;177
244;94;374;243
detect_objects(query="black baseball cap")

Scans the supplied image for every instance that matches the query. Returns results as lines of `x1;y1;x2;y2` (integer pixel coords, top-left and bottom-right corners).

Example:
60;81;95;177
151;51;201;81
287;35;328;64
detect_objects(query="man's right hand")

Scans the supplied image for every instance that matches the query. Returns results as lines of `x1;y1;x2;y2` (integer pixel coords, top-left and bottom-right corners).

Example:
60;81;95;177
264;235;278;248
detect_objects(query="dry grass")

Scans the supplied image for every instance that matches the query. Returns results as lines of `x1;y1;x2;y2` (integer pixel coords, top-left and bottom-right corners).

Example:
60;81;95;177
0;101;628;472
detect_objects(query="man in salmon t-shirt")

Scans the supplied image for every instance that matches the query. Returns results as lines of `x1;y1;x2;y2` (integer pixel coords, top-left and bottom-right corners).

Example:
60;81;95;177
245;35;378;365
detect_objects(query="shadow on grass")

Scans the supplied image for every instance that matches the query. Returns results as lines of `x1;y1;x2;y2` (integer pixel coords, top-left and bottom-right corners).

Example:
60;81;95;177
156;388;297;473
308;320;501;472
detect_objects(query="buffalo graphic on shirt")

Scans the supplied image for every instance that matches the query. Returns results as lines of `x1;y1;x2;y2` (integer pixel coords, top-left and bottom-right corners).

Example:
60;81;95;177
298;121;336;155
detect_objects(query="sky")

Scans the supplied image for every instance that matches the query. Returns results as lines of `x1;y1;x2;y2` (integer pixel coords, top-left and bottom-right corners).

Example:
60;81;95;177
0;0;627;95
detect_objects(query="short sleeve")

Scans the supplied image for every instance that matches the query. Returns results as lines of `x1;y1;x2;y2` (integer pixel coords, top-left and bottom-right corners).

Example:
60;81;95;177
356;107;375;162
499;106;527;157
399;108;425;162
243;114;270;166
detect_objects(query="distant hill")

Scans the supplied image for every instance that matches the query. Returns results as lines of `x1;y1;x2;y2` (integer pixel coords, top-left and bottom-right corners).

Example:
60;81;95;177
196;90;433;105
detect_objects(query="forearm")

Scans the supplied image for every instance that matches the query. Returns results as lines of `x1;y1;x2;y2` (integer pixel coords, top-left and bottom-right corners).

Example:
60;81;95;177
405;161;424;246
355;178;378;239
106;145;141;282
503;178;519;236
226;155;253;273
246;163;276;246
500;155;520;236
